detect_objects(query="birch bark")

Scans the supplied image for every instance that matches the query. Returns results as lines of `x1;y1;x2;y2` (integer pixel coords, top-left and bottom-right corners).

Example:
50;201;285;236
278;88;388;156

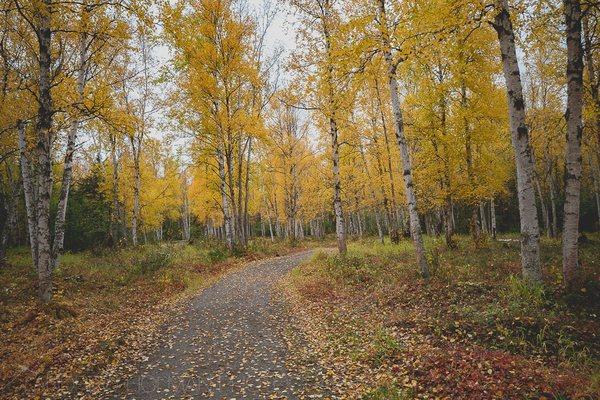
218;149;234;250
377;0;429;278
490;198;497;239
562;0;584;290
52;8;88;267
322;0;346;254
18;121;37;263
34;0;55;301
492;0;541;283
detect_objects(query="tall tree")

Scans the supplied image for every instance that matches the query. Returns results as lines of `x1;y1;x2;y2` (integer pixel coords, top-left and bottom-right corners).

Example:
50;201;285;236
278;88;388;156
562;0;584;290
491;0;542;283
375;0;429;277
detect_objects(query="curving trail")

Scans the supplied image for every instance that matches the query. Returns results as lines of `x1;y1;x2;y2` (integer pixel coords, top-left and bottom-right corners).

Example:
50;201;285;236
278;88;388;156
111;250;328;400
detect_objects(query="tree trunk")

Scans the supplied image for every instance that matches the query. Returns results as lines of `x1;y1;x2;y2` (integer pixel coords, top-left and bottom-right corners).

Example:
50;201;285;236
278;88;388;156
51;0;88;269
322;2;347;255
131;155;141;246
374;77;399;231
33;2;54;301
268;215;274;242
218;149;234;250
0;164;15;260
490;198;497;239
535;178;551;238
378;0;429;278
243;137;252;246
590;154;600;231
109;132;122;244
462;82;482;247
562;0;584;290
549;167;559;237
443;199;455;248
492;0;541;283
440;94;456;248
480;203;488;234
375;210;384;243
18;121;38;264
181;174;191;242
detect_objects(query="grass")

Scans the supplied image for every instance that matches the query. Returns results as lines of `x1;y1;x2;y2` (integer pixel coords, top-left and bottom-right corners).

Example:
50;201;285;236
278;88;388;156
361;383;413;400
0;237;321;399
285;233;600;399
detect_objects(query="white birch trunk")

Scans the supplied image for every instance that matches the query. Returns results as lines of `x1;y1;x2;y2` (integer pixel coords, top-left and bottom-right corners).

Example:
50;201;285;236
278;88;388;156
51;0;88;269
218;149;234;250
181;175;191;242
131;155;141;246
535;178;551;238
490;198;497;239
18;121;38;264
322;1;347;255
480;203;488;234
562;0;584;290
109;132;122;243
550;168;559;237
492;0;541;283
378;0;429;278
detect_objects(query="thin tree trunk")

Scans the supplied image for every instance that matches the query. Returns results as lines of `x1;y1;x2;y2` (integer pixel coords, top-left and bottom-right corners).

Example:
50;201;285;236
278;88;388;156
589;154;600;231
378;0;429;278
374;77;399;231
181;174;191;242
322;1;347;255
0;163;18;260
18;121;38;264
109;132;122;243
131;155;141;246
218;149;234;250
492;0;541;283
549;166;559;237
243;137;252;245
490;198;497;239
463;83;481;246
536;178;551;238
375;210;384;243
480;203;488;234
51;0;88;269
562;0;584;290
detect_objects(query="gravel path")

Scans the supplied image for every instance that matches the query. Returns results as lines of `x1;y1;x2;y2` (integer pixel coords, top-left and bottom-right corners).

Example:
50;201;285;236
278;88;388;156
112;250;327;400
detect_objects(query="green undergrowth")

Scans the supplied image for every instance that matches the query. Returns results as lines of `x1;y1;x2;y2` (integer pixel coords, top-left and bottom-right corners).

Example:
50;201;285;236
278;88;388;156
289;234;600;398
361;383;414;400
1;236;320;313
0;236;327;398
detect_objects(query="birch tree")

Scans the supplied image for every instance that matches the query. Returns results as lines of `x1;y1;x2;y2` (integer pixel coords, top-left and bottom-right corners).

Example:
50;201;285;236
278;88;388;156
562;0;584;290
288;0;349;254
375;0;428;277
491;0;542;283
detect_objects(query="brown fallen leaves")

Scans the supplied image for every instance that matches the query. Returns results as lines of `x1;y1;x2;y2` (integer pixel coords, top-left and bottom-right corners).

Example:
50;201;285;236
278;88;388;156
0;242;316;399
280;240;599;399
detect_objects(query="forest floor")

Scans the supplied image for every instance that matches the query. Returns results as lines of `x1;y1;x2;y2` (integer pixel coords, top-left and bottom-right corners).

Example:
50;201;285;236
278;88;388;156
0;238;326;399
1;235;598;400
281;234;600;399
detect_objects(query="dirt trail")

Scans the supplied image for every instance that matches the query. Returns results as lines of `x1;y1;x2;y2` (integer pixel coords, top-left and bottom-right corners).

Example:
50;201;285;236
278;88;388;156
110;250;328;399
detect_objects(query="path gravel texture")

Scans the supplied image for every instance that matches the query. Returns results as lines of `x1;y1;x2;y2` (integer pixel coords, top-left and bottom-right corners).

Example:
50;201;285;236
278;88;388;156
112;250;328;400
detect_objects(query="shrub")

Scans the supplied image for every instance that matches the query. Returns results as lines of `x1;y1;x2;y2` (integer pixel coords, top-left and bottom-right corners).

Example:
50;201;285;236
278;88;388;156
133;246;174;274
